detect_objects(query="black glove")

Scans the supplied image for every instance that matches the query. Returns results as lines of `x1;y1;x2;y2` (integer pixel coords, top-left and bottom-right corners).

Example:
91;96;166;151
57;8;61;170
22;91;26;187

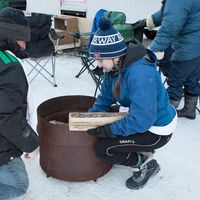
133;19;147;29
87;125;116;138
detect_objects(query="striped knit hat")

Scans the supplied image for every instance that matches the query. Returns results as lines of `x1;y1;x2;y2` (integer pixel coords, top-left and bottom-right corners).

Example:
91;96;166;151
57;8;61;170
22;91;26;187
89;17;127;59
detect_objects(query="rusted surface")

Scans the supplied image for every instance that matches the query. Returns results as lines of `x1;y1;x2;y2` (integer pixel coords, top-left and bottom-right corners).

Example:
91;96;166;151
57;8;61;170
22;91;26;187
37;95;112;181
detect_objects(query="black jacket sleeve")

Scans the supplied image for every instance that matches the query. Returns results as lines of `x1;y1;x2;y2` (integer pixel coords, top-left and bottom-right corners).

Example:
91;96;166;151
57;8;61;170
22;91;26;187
0;63;39;153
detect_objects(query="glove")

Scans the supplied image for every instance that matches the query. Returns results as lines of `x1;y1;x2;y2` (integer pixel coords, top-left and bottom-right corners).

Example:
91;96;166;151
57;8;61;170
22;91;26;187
154;51;165;61
87;125;116;138
133;19;147;29
148;47;165;61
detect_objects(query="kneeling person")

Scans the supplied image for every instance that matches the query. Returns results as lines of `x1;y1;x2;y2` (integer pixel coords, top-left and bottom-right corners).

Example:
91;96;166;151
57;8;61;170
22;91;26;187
87;17;177;190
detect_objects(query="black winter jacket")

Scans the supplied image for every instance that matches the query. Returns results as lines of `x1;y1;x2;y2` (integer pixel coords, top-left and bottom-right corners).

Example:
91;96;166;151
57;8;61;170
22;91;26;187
0;50;39;166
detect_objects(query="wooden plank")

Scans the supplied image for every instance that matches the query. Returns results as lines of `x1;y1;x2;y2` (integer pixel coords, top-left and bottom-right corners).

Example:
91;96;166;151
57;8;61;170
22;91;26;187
69;112;128;131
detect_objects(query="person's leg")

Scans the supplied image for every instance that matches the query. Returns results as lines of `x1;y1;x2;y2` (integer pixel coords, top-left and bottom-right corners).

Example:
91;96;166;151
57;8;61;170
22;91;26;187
184;57;200;96
176;56;200;119
94;132;172;189
94;132;172;166
167;58;200;107
0;157;29;200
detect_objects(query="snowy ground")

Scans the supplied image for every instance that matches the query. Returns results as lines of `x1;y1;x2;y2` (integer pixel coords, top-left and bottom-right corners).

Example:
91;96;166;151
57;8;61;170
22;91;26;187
14;51;200;200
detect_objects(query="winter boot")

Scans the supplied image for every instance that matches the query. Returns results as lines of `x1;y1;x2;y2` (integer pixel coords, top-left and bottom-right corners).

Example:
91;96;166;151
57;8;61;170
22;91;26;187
126;159;160;190
177;93;198;119
197;96;200;113
169;99;180;109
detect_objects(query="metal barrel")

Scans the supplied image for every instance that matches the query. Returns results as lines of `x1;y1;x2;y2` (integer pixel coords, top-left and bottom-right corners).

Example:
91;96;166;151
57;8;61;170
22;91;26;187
37;95;112;181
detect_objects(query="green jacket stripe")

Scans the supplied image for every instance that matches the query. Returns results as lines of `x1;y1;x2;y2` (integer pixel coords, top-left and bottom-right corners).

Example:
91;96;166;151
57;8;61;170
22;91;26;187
0;51;11;64
5;52;19;63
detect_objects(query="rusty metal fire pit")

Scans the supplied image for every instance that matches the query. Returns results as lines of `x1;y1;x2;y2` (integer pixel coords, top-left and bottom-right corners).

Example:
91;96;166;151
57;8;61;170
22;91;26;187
37;95;112;181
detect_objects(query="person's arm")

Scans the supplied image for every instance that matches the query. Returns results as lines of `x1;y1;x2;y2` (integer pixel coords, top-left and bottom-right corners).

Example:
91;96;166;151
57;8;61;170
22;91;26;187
109;66;157;136
149;0;189;52
89;74;115;112
0;64;39;153
146;10;162;30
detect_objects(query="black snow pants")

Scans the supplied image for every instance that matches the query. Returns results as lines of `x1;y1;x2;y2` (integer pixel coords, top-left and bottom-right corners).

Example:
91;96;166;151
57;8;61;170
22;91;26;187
94;131;172;167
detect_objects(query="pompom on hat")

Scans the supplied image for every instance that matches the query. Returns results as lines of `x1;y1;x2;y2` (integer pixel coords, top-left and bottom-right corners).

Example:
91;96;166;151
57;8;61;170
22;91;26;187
89;17;127;59
0;7;30;42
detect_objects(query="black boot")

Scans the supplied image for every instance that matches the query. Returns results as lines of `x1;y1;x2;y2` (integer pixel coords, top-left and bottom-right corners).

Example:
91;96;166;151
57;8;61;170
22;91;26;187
197;96;200;113
126;159;160;190
177;93;198;119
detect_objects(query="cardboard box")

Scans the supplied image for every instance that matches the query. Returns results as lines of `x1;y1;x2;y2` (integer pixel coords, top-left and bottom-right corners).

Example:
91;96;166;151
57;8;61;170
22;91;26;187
54;16;79;44
77;17;92;47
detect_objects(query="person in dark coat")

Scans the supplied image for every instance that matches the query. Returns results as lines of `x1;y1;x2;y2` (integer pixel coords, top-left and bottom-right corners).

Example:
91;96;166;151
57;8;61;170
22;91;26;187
134;0;200;119
0;7;39;200
87;17;177;190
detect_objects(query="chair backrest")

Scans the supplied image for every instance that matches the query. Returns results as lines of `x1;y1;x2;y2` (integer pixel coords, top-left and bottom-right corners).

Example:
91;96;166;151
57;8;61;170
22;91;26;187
28;14;52;42
113;23;134;43
24;14;55;58
102;11;134;43
0;0;9;9
91;9;108;33
88;10;134;47
102;11;126;25
88;9;107;46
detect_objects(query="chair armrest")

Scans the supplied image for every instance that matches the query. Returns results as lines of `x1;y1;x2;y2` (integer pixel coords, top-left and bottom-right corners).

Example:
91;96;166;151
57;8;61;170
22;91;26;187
69;31;95;39
50;28;65;40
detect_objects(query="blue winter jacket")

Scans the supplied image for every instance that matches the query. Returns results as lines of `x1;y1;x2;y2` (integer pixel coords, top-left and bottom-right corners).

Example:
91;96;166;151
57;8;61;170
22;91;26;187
149;0;200;61
89;41;176;137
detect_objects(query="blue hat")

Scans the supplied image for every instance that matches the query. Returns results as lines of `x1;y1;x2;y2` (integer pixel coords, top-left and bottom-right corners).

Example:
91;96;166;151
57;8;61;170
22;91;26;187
89;17;127;59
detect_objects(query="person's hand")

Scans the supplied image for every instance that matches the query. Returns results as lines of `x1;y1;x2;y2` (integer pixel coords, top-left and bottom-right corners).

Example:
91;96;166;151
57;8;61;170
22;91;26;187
24;147;39;161
133;19;146;29
87;125;116;138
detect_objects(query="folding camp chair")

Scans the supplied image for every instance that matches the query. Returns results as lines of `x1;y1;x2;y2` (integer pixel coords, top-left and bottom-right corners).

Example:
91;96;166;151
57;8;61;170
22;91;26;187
22;13;64;87
72;9;107;78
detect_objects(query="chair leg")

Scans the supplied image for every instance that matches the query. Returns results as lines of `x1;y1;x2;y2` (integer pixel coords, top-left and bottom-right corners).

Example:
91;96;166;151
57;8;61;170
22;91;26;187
93;75;103;98
51;55;57;87
29;59;50;82
76;57;96;78
77;55;103;97
25;57;57;87
75;65;87;78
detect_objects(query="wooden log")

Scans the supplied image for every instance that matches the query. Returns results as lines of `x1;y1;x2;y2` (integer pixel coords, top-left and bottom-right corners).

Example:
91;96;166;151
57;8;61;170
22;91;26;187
69;112;128;131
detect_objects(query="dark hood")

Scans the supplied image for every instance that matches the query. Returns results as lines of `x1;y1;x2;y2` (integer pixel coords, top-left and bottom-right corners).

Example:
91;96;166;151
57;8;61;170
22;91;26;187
123;39;146;67
106;39;156;77
123;39;156;67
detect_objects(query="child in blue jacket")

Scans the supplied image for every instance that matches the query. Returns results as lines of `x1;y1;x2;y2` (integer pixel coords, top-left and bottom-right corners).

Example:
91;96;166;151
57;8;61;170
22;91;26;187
87;17;177;189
